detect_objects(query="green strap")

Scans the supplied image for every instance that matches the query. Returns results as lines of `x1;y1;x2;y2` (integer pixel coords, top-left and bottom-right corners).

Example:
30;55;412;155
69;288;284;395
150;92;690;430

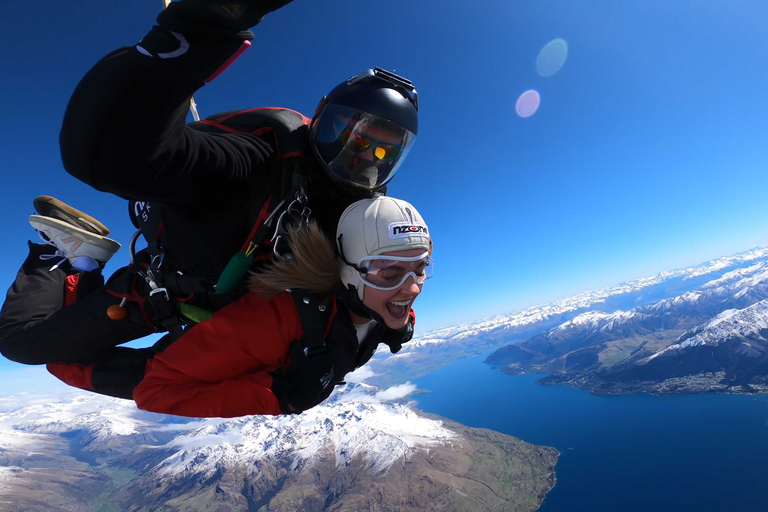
178;302;214;324
215;249;255;294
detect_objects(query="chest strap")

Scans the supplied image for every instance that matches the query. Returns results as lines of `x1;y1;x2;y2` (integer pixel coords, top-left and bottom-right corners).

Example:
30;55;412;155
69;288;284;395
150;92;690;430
291;289;333;362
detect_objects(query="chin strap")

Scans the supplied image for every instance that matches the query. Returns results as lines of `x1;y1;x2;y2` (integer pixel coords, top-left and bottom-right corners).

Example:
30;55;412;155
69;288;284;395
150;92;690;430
333;281;386;326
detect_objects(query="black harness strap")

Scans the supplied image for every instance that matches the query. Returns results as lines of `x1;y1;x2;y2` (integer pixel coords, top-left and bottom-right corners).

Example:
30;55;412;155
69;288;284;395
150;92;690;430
162;272;217;295
146;287;186;340
291;289;333;361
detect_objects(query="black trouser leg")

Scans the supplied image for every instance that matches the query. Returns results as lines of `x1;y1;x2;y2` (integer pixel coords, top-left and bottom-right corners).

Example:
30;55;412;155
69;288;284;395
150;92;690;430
0;242;154;365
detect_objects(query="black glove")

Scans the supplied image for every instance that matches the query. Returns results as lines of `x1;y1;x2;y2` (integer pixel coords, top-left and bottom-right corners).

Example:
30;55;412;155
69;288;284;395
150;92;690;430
158;0;296;38
271;340;342;414
90;347;157;400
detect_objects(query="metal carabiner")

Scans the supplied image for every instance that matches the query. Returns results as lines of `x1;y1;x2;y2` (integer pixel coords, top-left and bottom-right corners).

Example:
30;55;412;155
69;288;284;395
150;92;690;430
147;253;164;284
271;189;310;260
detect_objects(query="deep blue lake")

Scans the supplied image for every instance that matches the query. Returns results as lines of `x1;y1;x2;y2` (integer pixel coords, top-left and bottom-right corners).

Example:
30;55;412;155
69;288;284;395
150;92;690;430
413;354;768;512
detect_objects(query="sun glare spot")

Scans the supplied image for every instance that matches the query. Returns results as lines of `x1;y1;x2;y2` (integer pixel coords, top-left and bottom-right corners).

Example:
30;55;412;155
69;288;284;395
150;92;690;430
515;90;541;118
536;38;568;77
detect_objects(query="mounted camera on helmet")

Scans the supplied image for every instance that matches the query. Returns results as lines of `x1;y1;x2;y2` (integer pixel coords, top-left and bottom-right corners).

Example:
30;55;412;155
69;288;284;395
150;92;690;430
310;68;419;191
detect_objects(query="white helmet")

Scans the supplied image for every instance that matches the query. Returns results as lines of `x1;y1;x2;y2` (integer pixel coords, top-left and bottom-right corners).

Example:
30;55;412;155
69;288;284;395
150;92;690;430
336;196;431;301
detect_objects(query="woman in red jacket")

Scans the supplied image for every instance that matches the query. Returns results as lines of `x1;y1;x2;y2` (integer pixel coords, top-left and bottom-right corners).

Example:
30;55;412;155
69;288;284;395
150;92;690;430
129;195;432;417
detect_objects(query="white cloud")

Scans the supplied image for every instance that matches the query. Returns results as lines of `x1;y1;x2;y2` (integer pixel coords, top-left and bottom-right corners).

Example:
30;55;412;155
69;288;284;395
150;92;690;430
0;389;80;415
151;417;231;432
336;387;378;404
166;431;245;451
0;366;73;398
334;382;417;405
344;366;376;384
375;383;417;402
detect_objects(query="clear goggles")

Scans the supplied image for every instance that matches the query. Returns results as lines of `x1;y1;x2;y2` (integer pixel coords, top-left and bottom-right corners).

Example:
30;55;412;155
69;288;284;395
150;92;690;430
310;104;416;190
356;252;434;291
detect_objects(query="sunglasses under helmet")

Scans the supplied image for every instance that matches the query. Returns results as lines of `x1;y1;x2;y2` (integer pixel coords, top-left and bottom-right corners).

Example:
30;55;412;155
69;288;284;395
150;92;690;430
310;68;419;191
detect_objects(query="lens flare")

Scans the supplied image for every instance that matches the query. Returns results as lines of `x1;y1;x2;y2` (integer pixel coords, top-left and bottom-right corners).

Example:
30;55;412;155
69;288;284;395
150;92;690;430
536;38;568;77
515;90;541;118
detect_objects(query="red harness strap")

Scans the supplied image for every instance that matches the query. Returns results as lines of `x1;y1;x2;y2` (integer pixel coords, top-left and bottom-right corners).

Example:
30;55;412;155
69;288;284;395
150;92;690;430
64;274;80;307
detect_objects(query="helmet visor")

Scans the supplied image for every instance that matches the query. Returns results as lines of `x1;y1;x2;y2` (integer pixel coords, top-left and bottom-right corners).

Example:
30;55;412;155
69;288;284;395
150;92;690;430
311;104;416;190
358;252;434;291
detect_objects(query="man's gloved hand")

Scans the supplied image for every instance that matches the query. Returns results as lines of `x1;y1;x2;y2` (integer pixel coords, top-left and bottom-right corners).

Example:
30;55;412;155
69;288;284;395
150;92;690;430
159;0;296;38
270;341;342;414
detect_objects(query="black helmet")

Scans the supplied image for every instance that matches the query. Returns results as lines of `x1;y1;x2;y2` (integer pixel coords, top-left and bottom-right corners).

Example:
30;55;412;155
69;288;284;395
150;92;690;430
310;68;419;191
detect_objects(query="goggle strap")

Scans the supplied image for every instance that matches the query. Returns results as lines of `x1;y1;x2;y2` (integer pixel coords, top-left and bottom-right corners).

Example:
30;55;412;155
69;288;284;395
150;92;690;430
337;234;366;273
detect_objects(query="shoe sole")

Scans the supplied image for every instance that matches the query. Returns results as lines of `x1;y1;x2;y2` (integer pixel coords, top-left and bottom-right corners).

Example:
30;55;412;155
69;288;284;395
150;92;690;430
29;215;121;252
33;195;110;236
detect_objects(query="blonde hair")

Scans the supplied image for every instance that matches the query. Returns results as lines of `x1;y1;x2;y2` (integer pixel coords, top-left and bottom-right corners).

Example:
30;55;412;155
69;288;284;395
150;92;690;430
248;221;339;300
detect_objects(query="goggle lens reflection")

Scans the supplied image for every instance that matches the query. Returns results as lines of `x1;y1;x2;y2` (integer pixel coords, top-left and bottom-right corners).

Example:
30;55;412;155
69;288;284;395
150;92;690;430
359;254;434;290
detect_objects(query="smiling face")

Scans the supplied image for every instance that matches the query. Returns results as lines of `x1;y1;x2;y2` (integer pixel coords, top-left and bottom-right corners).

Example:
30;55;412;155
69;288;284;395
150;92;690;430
357;248;426;329
336;196;431;329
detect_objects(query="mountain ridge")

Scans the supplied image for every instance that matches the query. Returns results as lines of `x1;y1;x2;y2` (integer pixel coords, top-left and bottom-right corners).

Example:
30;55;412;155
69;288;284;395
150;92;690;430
484;259;768;395
365;246;768;388
0;387;558;511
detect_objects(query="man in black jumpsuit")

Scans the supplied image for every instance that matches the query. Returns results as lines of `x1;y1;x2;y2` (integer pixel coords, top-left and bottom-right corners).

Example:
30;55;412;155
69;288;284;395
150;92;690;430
0;0;419;399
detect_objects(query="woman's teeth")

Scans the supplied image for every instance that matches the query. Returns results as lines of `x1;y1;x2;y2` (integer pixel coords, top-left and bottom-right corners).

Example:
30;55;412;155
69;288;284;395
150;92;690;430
386;300;410;318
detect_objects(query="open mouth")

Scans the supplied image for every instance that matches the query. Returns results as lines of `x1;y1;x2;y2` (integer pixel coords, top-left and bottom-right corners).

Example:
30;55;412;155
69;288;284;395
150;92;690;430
386;300;411;319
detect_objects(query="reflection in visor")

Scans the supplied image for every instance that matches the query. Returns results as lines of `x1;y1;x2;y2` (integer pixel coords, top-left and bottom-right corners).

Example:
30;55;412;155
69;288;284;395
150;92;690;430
311;104;416;190
338;128;403;163
358;253;434;291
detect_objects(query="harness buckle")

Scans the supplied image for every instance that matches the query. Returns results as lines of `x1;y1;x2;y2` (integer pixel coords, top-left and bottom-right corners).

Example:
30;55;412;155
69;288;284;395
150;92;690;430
149;287;171;302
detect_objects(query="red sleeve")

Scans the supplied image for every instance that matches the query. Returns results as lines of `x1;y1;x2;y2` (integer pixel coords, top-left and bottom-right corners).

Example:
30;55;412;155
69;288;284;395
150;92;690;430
134;292;302;418
46;362;96;392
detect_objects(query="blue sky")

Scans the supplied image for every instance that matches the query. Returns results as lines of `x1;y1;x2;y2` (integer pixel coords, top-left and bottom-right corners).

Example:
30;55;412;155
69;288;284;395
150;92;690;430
1;0;768;379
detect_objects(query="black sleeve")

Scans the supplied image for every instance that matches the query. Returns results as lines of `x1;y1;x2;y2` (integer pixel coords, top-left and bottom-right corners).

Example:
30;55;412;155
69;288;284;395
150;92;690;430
60;16;273;202
90;347;158;400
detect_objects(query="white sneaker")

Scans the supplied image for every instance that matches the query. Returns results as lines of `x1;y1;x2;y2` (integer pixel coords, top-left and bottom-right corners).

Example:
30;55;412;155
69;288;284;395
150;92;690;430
33;195;111;236
30;215;121;268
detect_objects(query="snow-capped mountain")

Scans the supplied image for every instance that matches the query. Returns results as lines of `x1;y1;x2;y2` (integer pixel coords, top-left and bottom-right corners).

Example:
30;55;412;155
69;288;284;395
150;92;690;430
483;259;768;395
365;246;768;388
495;261;768;355
657;300;768;355
0;385;557;512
